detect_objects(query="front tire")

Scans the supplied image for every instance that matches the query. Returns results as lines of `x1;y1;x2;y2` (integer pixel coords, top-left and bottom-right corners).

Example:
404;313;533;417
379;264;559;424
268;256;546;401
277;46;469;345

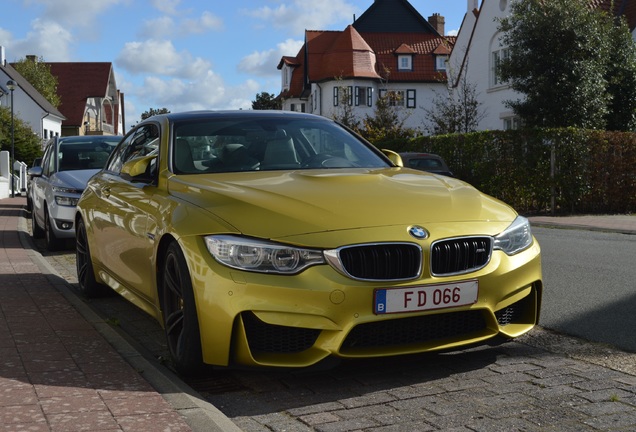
161;242;204;376
44;209;61;251
32;208;44;239
75;218;107;297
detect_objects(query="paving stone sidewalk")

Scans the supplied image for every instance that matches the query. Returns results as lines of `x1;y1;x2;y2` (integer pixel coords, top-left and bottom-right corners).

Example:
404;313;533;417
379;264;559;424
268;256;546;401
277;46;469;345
0;197;194;432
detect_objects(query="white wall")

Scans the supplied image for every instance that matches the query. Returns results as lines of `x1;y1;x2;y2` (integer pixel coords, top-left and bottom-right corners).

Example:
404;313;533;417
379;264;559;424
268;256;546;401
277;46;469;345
450;0;522;131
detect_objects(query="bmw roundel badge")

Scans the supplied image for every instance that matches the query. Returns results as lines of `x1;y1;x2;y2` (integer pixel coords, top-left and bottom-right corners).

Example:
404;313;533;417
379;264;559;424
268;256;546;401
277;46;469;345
408;225;428;239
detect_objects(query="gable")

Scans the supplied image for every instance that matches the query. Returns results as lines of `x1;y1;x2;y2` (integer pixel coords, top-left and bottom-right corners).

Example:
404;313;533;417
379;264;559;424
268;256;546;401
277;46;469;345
353;0;440;34
47;62;114;127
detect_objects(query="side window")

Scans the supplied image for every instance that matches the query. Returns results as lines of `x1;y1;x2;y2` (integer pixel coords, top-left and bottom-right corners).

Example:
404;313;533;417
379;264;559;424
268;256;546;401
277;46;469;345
106;124;160;174
41;143;54;176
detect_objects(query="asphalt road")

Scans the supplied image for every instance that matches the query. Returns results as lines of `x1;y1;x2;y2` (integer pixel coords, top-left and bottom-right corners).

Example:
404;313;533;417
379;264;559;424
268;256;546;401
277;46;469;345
533;227;636;352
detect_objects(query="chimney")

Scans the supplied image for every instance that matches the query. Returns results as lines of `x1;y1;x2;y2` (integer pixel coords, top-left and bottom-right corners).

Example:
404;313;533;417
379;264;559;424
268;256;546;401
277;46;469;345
428;13;445;35
0;46;5;66
26;55;38;62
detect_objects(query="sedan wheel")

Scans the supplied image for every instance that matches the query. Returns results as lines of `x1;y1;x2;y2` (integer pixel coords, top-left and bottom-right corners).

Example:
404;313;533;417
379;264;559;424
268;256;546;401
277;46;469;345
31;209;44;239
44;210;61;251
75;218;107;297
161;242;204;376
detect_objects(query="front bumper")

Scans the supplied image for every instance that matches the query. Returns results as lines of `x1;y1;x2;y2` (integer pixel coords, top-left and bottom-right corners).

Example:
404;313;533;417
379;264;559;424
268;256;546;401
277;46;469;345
182;232;542;368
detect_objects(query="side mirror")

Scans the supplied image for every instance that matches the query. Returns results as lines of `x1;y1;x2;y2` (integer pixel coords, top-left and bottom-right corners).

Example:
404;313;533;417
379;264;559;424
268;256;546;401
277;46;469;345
28;166;43;177
121;155;157;182
381;149;403;167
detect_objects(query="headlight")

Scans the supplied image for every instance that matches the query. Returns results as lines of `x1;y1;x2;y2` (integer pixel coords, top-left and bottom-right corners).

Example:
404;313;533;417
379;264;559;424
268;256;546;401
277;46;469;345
55;195;80;206
205;235;326;274
52;186;82;194
493;216;533;255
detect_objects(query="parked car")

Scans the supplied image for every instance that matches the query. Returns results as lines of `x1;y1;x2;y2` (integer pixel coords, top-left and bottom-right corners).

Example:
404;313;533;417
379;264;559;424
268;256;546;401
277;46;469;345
399;152;454;177
29;135;120;250
25;156;42;212
75;111;542;375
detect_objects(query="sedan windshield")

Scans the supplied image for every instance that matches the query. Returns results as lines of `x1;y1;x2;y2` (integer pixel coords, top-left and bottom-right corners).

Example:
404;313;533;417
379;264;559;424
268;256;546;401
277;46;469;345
172;116;390;174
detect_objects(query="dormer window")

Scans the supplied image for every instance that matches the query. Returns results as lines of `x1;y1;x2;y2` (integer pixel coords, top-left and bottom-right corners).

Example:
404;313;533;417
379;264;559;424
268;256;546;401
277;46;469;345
435;55;448;71
398;55;413;71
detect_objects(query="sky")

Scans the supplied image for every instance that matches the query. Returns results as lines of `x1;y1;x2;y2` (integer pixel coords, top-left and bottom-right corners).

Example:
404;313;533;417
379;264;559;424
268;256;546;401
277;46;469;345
0;0;469;130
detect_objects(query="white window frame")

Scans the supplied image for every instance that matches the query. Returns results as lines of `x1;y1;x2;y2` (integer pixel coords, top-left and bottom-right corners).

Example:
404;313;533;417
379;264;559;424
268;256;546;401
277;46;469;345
435;55;448;71
491;48;510;87
397;55;413;71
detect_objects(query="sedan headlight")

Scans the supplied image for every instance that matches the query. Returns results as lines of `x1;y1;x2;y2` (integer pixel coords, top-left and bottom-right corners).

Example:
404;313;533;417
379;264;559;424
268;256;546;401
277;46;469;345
205;235;326;274
54;195;80;206
493;216;533;255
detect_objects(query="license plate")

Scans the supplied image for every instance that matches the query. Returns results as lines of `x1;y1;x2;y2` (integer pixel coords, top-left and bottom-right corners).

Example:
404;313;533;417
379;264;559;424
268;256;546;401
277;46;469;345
374;280;478;314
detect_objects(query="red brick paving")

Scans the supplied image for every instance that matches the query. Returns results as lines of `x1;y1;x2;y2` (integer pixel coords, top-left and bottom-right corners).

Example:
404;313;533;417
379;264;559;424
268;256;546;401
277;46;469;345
0;197;192;432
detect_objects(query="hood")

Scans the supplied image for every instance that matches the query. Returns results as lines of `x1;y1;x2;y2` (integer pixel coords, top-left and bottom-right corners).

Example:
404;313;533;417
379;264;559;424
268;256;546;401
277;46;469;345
52;169;100;191
168;168;517;239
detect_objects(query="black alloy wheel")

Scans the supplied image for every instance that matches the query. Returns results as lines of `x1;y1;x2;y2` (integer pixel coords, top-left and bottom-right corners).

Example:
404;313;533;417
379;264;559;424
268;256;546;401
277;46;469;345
75;218;107;297
161;241;204;376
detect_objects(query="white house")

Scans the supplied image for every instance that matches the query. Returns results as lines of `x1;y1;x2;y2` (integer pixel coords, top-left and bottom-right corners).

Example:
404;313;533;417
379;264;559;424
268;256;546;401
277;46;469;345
449;0;636;131
277;0;454;131
0;47;66;199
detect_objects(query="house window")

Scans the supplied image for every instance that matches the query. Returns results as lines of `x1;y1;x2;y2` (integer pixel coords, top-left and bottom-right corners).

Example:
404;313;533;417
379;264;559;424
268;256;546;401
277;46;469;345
367;87;373;107
291;103;305;112
381;90;405;107
503;117;520;130
355;87;368;106
334;86;354;106
491;48;510;87
398;55;413;71
406;90;416;108
435;55;448;71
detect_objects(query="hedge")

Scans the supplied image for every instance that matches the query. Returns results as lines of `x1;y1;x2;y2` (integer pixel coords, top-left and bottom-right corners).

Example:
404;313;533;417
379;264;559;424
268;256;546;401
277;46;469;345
376;128;636;215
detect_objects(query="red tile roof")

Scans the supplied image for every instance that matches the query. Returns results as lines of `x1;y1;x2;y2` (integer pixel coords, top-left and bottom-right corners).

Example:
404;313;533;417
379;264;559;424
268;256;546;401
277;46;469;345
46;62;113;127
279;28;455;99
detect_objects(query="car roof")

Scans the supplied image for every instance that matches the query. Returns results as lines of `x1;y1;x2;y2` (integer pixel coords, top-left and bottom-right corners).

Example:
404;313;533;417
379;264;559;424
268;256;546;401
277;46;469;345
139;110;327;124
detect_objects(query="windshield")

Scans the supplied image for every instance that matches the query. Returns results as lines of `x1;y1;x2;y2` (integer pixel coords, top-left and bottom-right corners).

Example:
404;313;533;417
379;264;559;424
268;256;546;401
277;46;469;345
58;138;119;171
172;116;390;174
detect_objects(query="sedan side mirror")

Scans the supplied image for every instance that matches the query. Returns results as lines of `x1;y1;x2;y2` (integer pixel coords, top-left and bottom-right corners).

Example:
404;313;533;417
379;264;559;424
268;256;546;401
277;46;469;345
121;155;157;183
28;166;43;177
381;149;403;167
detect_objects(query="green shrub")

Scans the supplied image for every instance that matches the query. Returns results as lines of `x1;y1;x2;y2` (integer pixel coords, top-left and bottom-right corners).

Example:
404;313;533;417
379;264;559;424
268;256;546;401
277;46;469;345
375;128;636;215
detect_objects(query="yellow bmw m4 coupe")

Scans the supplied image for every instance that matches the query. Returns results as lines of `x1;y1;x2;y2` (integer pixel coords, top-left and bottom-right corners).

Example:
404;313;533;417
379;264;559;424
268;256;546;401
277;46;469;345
75;111;542;375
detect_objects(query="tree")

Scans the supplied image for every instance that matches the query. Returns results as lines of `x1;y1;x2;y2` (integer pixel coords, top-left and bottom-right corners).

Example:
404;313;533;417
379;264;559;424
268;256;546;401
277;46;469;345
361;91;416;142
331;80;361;132
13;56;61;108
423;67;485;135
141;108;170;120
0;107;44;164
497;0;613;129
251;92;281;110
604;16;636;131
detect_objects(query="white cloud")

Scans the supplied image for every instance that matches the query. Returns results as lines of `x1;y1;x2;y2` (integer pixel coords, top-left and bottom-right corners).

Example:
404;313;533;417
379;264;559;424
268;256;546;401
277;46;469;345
181;11;224;34
151;0;181;15
129;74;258;113
139;11;223;39
8;18;74;61
238;38;303;77
139;17;176;39
244;0;357;35
116;40;211;78
29;0;126;28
